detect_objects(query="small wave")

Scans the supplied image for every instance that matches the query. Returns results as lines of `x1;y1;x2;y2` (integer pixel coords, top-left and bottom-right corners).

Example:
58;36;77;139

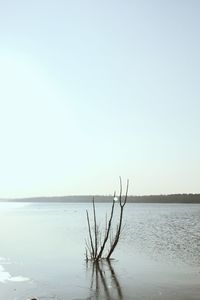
0;264;29;283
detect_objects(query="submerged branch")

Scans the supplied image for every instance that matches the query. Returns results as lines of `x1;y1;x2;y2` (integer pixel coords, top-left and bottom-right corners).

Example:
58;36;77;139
85;178;129;261
86;209;95;259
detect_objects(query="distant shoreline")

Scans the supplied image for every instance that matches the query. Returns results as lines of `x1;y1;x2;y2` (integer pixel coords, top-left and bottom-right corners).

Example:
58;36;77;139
0;194;200;203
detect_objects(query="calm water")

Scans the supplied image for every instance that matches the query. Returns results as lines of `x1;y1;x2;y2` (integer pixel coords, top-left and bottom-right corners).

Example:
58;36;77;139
0;202;200;300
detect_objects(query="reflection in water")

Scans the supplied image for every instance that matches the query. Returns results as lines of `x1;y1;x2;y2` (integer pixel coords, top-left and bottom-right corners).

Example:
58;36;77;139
86;260;123;300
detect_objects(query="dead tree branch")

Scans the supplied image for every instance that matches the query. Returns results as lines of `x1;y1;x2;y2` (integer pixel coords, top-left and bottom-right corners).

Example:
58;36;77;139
85;178;129;261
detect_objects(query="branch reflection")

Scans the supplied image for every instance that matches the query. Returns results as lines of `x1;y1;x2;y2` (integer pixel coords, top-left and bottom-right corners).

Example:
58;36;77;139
86;260;123;300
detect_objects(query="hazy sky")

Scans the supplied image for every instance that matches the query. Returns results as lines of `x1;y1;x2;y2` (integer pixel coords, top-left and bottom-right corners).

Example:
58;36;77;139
0;0;200;197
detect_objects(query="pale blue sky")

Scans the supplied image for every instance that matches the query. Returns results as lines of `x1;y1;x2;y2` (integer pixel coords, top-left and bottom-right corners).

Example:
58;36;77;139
0;0;199;197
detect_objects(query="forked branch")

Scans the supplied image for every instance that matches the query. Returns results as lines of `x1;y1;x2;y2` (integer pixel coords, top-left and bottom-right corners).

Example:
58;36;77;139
85;178;129;261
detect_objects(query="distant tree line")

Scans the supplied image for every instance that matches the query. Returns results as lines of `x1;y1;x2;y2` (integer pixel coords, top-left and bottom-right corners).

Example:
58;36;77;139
1;193;200;203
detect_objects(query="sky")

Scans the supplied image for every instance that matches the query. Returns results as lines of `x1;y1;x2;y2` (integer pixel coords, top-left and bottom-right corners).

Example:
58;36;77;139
0;0;200;198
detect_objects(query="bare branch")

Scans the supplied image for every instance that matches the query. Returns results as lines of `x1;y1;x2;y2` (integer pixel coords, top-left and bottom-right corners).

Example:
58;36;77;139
96;191;116;260
86;209;95;259
106;179;129;259
92;197;98;259
85;178;129;261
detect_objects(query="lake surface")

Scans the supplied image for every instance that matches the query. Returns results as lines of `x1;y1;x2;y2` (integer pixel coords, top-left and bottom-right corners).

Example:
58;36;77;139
0;202;200;300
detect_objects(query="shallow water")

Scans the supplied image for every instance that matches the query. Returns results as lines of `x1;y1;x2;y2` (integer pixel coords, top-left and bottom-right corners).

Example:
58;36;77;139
0;202;200;299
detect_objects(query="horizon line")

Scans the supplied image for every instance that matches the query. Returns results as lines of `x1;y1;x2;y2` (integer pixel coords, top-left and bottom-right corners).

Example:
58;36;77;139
1;192;200;200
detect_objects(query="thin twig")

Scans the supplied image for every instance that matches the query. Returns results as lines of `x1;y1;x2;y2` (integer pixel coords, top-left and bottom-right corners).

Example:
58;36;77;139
92;197;98;259
107;179;129;259
86;209;95;259
96;191;116;260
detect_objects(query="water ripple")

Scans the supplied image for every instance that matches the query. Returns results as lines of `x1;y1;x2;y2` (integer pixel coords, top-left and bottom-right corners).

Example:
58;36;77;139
124;204;200;266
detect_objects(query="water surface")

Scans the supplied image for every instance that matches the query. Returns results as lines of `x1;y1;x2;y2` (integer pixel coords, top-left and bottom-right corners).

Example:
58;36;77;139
0;203;200;299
